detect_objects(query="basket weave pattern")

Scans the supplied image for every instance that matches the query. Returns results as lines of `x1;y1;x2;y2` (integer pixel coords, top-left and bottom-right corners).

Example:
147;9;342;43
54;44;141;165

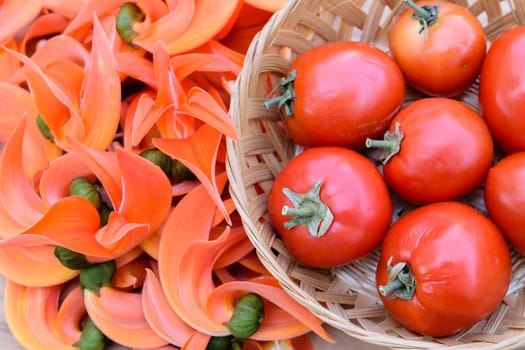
227;0;525;348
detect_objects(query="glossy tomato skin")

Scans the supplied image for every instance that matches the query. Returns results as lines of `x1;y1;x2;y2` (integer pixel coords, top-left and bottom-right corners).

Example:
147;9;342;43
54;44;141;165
283;41;405;149
388;0;486;96
479;27;525;154
381;97;493;204
267;147;392;268
485;152;525;254
376;201;511;337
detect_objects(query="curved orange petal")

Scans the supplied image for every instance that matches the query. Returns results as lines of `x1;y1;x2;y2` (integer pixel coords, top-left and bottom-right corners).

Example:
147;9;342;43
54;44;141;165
154;41;185;107
152;42;195;139
38;152;93;205
199;40;245;74
80;14;121;150
0;82;61;179
137;0;242;55
213;228;254;269
290;334;315;350
16;196;111;258
116;148;172;233
4;281;78;350
18;13;69;56
181;331;210;350
153;125;230;224
173;228;241;334
238;251;270;276
0;245;77;286
95;212;150;258
171;53;216;81
66;137;122;210
0;0;43;45
0;199;24;239
125;92;170;149
114;245;145;267
63;0;126;35
177;86;237;139
0;117;47;226
63;0;167;36
0;40;22;81
158;177;229;334
4;46;84;145
112;254;149;290
40;60;86;142
84;286;168;348
134;0;195;47
42;0;86;18
12;34;89;85
245;0;286;12
142;269;195;346
116;52;156;88
206;276;332;342
213;0;245;40
56;285;85;344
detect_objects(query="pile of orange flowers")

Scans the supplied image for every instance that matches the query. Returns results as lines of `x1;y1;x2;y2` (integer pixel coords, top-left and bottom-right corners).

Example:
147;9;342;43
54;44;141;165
0;1;332;349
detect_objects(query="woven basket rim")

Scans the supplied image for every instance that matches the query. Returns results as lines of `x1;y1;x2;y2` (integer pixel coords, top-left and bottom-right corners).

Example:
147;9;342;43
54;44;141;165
226;0;525;348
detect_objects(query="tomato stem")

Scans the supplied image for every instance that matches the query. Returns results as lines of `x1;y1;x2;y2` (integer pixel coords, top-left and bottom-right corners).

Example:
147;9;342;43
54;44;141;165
378;258;416;301
263;70;297;117
405;0;431;20
281;180;334;238
365;122;404;164
405;0;439;36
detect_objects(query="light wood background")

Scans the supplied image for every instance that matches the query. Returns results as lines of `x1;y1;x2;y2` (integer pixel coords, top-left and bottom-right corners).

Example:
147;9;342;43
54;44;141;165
0;275;386;349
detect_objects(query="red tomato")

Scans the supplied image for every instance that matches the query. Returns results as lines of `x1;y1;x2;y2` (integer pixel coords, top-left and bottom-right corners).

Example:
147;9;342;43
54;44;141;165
366;97;493;204
267;147;392;268
376;201;511;337
264;41;405;149
388;0;486;96
485;152;525;254
479;26;525;154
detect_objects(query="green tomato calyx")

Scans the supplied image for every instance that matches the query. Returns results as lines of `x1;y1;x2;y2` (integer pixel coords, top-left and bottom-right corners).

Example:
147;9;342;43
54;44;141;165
281;180;334;238
263;69;297;117
378;257;416;300
365;121;404;164
405;0;439;36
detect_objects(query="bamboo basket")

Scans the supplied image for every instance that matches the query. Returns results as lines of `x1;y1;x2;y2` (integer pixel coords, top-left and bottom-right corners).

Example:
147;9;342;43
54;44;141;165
226;0;525;349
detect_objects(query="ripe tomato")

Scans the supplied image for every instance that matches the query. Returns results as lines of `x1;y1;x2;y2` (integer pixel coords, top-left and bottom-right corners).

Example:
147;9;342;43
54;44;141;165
264;41;405;149
479;26;525;154
485;152;525;254
267;147;392;268
366;97;493;204
388;0;486;96
376;201;511;337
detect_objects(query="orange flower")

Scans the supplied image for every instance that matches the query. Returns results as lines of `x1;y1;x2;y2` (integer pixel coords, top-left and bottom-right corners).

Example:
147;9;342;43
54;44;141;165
7;15;121;151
